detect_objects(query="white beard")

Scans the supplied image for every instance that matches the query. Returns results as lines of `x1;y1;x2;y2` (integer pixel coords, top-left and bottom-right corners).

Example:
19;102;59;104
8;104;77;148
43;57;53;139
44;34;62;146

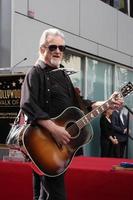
51;58;61;67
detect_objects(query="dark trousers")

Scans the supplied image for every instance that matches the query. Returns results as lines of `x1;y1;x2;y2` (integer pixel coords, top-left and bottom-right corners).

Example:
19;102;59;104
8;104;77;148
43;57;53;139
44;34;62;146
101;139;127;158
113;141;127;158
33;148;83;200
33;172;66;200
101;139;113;157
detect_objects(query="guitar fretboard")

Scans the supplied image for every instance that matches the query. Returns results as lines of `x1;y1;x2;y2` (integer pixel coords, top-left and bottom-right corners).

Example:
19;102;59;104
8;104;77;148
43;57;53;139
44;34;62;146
76;98;112;129
75;81;133;130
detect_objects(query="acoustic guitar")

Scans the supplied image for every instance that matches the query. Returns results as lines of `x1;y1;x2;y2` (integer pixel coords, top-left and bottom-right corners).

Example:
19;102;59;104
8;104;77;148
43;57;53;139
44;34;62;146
22;82;133;177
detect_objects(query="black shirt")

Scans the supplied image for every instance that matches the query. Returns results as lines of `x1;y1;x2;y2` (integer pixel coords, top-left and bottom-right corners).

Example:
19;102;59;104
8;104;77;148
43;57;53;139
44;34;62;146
49;68;75;117
20;60;93;122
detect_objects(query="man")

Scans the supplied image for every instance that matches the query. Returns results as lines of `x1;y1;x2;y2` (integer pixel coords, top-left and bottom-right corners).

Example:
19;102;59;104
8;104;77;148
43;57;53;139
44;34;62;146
111;107;128;158
20;28;123;200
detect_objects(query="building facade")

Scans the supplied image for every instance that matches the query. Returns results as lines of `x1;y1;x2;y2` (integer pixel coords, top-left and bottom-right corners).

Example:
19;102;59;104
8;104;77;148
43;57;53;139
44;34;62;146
0;0;133;157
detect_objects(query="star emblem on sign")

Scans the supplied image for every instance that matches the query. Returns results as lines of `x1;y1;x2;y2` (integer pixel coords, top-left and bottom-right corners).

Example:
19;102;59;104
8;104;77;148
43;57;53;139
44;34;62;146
12;82;16;87
19;77;24;84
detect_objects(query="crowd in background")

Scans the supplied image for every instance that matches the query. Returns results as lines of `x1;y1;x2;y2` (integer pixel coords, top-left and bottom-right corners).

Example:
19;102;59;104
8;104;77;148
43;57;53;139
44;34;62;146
100;107;129;158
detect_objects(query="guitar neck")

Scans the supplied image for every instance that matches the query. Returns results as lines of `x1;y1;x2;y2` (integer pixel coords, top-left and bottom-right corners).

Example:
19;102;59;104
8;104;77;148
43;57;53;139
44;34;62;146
76;98;112;129
76;81;133;129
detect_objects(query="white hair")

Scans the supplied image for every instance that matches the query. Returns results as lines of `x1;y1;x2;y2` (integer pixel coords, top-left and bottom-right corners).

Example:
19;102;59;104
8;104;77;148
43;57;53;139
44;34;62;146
39;28;65;48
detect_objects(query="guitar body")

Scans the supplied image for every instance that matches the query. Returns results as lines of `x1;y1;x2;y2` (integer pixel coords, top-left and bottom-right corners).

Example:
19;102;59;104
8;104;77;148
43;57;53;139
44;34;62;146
22;106;93;177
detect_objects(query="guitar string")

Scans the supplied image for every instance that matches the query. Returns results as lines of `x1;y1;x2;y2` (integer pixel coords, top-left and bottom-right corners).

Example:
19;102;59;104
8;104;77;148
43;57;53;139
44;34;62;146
65;99;112;133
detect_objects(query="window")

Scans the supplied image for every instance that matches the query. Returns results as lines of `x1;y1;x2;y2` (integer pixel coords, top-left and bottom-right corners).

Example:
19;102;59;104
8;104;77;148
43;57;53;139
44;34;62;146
62;48;133;158
114;0;128;14
62;50;82;90
101;0;114;6
101;0;129;15
114;65;133;158
85;58;113;156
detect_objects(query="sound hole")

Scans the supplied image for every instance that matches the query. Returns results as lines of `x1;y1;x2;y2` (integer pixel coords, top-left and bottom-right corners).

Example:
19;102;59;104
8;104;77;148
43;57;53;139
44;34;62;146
66;121;79;139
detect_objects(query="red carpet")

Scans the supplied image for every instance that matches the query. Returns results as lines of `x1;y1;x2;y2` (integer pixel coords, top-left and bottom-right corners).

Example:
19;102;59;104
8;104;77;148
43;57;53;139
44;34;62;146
0;161;33;200
65;156;133;200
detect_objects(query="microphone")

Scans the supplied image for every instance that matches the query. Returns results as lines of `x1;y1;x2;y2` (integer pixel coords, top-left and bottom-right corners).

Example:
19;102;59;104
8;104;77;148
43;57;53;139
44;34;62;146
11;57;27;70
50;68;78;75
64;68;78;75
0;57;27;72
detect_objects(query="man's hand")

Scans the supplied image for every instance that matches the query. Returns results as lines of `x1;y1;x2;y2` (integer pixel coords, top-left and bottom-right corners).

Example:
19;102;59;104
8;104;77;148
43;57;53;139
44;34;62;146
50;124;71;146
109;92;124;110
38;119;71;146
124;128;127;134
109;136;119;144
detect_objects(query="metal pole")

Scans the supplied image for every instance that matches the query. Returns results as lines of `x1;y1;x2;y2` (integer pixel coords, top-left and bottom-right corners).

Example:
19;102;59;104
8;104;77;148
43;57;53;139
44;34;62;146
125;111;130;158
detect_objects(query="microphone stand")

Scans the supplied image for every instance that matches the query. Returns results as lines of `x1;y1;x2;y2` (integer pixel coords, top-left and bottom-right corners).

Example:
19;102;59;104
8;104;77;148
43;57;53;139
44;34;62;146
124;105;133;115
10;58;27;72
0;58;27;73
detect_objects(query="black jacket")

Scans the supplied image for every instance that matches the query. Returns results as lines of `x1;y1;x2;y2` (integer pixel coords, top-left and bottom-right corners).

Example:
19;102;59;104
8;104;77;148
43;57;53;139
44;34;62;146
20;60;93;123
111;110;128;142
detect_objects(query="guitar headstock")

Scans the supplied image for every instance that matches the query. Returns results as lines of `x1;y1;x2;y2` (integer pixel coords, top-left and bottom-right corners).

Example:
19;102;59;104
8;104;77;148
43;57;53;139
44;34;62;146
120;82;133;97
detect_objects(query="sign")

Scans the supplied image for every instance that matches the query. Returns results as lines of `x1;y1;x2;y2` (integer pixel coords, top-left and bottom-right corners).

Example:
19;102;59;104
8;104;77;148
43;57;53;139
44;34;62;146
0;74;25;123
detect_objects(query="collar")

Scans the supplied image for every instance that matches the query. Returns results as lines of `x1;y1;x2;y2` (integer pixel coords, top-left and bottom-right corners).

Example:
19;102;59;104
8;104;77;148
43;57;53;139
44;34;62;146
35;60;64;72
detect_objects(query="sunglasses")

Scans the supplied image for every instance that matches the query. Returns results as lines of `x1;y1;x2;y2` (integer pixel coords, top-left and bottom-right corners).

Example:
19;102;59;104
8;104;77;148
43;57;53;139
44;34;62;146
46;45;66;52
